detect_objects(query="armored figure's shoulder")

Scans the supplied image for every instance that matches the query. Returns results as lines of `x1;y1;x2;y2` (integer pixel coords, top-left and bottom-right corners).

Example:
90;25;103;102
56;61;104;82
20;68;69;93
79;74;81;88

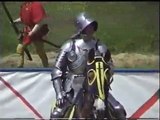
60;39;75;52
74;38;84;45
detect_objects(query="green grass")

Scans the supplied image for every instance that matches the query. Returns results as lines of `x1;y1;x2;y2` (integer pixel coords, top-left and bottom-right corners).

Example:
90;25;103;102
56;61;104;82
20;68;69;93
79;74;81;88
0;2;159;57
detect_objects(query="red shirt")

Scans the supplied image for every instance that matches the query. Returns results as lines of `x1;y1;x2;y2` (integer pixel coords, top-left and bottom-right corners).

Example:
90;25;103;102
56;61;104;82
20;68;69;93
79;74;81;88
20;2;47;45
20;2;46;27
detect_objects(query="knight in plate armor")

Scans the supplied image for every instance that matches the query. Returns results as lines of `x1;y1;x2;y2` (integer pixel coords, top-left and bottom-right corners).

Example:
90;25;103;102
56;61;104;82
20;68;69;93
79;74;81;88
50;12;126;120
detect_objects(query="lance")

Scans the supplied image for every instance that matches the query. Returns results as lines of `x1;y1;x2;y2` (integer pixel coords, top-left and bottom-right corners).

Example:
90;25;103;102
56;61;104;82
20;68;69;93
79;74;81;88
42;39;61;48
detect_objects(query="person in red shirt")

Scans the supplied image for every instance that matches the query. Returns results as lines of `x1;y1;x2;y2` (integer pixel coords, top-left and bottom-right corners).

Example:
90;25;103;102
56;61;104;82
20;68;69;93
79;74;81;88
14;2;49;68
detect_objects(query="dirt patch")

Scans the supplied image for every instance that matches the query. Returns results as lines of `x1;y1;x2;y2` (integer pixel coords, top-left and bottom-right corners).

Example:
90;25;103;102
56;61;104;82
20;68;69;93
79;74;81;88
0;52;159;69
112;53;159;68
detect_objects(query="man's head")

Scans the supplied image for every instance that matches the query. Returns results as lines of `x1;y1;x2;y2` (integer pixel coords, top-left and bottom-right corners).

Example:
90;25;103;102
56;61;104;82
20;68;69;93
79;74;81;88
75;12;98;35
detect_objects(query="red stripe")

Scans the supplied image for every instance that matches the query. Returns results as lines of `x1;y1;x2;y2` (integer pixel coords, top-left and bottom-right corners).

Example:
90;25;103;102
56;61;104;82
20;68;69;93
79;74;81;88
0;77;44;119
129;89;159;119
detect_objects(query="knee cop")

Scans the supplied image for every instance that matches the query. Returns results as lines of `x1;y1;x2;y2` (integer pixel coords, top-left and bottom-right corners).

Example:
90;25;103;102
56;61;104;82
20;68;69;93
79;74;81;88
50;107;64;119
50;97;72;119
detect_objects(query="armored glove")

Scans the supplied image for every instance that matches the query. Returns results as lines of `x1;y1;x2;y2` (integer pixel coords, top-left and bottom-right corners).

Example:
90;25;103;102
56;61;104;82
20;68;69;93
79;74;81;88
56;91;66;107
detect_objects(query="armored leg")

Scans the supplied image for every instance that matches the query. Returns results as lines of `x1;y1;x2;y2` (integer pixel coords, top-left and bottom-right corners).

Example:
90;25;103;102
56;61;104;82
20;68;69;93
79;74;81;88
107;92;127;120
50;106;64;119
50;101;73;119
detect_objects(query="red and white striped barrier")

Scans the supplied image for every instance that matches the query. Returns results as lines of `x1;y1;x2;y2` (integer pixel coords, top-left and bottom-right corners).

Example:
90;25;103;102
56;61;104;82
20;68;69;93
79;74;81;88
0;69;159;119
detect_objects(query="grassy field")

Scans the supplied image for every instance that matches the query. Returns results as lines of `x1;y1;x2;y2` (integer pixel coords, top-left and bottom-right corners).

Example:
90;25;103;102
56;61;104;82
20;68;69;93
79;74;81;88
0;2;159;57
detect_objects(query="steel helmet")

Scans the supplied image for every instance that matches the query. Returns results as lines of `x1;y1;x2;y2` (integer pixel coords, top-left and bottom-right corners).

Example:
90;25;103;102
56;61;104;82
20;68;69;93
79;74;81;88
75;12;98;34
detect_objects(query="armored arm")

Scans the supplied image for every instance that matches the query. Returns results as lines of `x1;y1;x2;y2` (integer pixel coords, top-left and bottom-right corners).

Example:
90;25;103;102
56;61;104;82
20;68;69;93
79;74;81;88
51;40;72;103
51;67;64;101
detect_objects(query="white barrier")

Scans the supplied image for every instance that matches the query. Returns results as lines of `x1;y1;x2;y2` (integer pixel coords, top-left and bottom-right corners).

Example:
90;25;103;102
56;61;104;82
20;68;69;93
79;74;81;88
0;69;159;119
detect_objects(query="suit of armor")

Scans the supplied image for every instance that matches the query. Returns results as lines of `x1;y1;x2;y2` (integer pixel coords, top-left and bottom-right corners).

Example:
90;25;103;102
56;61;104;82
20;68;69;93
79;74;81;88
50;12;126;119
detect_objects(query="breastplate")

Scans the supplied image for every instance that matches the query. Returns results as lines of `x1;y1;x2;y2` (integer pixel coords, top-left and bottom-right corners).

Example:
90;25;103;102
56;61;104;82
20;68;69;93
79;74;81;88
64;39;98;94
67;39;97;74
